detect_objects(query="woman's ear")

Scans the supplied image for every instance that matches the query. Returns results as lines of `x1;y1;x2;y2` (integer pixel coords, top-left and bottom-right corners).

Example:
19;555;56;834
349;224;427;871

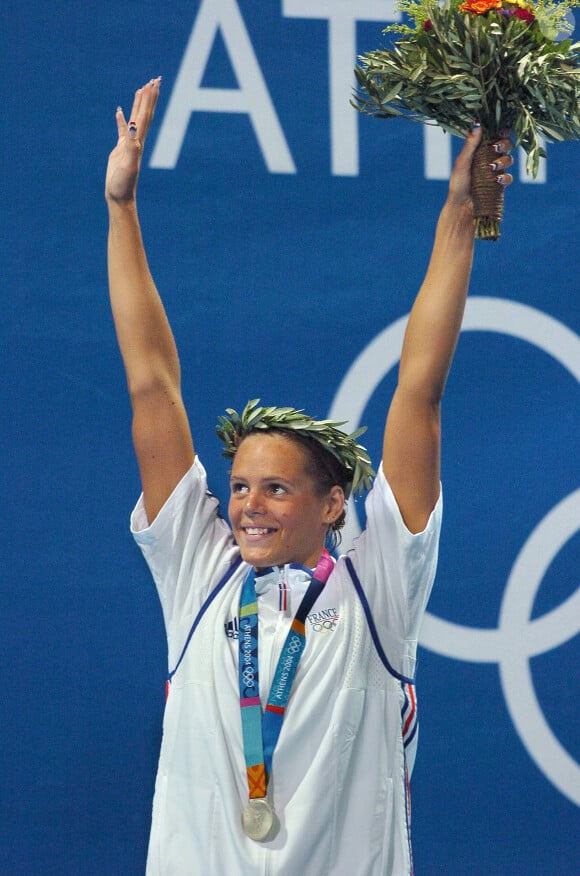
324;485;345;524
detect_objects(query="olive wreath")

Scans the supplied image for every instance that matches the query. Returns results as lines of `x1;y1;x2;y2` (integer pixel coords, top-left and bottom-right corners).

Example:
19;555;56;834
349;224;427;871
216;399;375;497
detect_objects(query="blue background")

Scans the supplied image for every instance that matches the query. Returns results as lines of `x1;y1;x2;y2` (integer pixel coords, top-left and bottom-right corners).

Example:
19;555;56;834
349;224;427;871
2;2;578;874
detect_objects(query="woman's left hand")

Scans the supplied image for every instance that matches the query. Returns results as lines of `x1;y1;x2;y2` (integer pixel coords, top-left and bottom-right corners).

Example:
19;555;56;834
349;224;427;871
448;125;514;208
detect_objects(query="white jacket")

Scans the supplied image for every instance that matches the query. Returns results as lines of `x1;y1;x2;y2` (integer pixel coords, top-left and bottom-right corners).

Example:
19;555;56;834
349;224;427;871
132;458;441;875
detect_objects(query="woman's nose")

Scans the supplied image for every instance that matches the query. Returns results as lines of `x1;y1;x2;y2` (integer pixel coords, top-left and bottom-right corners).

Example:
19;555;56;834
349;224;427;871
244;490;264;514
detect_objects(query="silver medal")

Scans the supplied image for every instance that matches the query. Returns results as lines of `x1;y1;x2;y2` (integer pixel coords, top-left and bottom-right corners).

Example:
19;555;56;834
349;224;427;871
241;797;275;842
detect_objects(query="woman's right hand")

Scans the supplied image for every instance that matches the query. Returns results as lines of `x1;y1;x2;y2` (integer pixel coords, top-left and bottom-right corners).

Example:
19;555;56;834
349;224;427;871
105;77;161;205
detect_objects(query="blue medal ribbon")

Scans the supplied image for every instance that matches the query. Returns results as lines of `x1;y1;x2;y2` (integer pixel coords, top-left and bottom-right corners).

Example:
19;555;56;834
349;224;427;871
238;550;334;799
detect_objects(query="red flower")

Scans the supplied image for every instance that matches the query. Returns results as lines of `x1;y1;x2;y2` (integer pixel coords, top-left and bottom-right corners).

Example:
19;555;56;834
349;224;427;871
422;19;433;30
512;7;535;21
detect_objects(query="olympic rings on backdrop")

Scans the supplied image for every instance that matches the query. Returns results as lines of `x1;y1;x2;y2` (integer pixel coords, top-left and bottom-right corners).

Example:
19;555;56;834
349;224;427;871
329;297;580;805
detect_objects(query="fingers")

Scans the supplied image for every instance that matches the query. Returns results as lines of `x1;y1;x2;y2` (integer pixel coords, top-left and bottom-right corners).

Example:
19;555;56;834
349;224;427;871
107;79;161;203
117;77;162;145
448;126;515;205
492;136;513;155
489;134;514;187
133;77;161;141
448;124;484;204
129;84;145;125
463;122;483;158
115;106;127;140
453;123;483;173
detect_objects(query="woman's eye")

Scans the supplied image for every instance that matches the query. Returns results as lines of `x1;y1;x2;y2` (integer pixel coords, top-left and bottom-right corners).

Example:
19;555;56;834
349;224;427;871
269;484;286;494
231;482;248;494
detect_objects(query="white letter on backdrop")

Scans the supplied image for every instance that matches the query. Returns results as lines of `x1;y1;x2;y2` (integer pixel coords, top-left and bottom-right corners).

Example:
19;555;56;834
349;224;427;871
424;126;452;180
283;0;398;176
150;0;295;173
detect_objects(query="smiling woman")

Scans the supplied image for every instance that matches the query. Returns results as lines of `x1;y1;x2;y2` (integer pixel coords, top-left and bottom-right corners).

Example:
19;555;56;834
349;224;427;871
106;77;513;875
228;431;345;569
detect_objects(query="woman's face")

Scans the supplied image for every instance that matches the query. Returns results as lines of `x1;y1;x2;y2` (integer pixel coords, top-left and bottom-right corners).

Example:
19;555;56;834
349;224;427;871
228;432;343;569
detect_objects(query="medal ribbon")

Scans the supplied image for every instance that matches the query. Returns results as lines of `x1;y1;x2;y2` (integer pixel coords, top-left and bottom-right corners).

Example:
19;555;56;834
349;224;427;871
238;549;334;800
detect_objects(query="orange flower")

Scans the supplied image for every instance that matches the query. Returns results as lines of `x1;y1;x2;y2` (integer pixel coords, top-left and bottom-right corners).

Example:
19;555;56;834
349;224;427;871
459;0;503;13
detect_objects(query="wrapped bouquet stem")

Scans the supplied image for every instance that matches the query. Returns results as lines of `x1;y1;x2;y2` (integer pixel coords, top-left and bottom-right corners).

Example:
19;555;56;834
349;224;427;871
354;0;580;239
472;137;506;239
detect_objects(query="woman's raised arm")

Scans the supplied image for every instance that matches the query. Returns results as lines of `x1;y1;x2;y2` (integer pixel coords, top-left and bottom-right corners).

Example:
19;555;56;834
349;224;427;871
382;126;513;533
106;78;195;523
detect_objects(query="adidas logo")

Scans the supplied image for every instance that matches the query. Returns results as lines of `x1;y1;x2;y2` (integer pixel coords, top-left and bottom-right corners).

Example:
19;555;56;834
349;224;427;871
224;617;240;640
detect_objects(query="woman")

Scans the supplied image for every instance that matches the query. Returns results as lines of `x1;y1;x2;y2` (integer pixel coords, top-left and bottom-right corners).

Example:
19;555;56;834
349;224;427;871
106;78;512;875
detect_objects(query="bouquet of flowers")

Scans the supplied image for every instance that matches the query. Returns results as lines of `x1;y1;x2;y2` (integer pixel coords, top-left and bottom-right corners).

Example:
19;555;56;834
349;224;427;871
354;0;580;238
